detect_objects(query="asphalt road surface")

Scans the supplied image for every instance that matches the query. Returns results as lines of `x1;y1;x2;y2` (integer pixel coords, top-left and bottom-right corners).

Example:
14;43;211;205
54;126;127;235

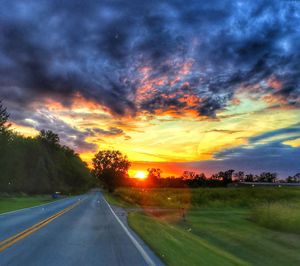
0;191;162;266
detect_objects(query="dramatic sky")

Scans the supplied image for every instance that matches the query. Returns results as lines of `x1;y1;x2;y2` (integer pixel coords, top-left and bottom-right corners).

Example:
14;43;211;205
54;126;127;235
0;0;300;177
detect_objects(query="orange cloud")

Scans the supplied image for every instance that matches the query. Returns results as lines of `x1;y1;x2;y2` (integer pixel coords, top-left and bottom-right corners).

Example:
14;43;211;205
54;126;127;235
135;58;196;118
267;76;282;90
130;161;185;177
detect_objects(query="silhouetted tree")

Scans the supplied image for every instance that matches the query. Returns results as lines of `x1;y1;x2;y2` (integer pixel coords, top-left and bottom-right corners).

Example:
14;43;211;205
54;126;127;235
0;101;10;134
287;173;300;183
244;174;254;182
92;150;130;192
182;171;196;180
147;168;162;187
38;130;60;147
258;172;277;183
187;173;206;187
214;169;235;185
233;171;245;182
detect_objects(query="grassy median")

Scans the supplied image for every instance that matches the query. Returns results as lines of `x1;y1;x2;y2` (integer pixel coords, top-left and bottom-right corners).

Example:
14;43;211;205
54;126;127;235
0;195;54;214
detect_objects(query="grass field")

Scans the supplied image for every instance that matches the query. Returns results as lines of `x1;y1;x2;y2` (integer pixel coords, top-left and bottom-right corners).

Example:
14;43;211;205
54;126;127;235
251;202;300;234
106;187;300;266
109;187;300;208
0;195;55;214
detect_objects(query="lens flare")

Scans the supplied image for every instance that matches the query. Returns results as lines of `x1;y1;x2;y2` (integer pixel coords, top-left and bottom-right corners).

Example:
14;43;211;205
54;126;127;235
134;171;147;179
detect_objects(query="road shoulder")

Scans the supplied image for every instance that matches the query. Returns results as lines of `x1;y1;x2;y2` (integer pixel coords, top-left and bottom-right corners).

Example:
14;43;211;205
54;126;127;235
109;204;165;266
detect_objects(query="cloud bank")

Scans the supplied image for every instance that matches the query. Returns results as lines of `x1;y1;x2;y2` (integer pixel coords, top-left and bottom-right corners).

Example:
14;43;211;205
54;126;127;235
0;0;299;118
0;0;300;176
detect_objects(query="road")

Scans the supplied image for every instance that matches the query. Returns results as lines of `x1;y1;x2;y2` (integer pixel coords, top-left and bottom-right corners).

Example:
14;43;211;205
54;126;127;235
0;191;162;266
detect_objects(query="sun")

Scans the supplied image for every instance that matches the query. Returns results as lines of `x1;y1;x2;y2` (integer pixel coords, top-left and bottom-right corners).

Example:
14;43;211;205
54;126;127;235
134;171;147;179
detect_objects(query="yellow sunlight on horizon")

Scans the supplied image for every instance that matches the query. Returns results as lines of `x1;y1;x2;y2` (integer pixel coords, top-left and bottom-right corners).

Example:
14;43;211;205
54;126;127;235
133;170;147;179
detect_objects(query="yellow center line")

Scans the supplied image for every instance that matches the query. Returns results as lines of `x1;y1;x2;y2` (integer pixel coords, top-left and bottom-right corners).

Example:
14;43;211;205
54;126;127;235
0;207;69;246
0;200;83;252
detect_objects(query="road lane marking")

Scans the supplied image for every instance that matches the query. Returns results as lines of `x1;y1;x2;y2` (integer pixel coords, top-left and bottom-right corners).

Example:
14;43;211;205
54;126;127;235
0;200;82;252
0;202;77;247
102;196;156;266
0;201;81;251
0;207;67;246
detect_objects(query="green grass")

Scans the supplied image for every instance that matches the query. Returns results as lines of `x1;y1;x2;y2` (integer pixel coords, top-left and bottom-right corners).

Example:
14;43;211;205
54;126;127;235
106;188;191;208
108;187;300;266
111;187;300;208
0;195;55;214
103;191;136;208
251;202;300;233
128;209;300;266
128;211;249;266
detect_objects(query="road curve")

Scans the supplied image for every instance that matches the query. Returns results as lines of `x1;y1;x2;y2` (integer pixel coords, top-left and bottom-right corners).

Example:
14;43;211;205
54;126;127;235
0;191;162;266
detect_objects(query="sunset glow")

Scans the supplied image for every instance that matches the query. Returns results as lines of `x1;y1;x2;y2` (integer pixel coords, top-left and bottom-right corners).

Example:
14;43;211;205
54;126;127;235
134;171;147;179
0;0;299;178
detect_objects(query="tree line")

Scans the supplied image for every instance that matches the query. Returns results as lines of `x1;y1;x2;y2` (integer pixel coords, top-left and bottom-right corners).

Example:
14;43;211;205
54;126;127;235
132;169;300;188
0;101;92;194
91;150;300;191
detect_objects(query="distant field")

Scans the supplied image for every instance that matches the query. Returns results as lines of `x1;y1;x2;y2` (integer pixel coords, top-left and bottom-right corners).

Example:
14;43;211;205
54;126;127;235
106;187;300;266
109;187;300;208
0;195;54;214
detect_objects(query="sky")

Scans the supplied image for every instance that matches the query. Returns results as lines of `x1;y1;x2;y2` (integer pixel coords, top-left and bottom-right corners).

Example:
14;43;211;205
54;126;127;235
0;0;300;178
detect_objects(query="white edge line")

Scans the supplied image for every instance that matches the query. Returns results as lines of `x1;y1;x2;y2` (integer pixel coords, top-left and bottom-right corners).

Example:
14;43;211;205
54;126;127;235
102;196;156;266
0;197;71;217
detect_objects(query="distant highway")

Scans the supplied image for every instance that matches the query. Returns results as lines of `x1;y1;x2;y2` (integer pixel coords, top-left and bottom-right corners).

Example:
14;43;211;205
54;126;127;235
0;192;162;266
234;182;300;187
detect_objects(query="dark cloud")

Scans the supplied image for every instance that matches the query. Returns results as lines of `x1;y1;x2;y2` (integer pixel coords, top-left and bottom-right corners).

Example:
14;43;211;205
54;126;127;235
8;101;130;152
8;104;99;152
0;0;299;117
204;126;300;177
207;141;300;177
248;124;300;143
204;129;242;134
87;127;124;137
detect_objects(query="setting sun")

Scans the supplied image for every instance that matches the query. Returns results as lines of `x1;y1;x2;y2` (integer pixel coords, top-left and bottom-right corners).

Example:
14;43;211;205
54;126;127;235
134;171;147;179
